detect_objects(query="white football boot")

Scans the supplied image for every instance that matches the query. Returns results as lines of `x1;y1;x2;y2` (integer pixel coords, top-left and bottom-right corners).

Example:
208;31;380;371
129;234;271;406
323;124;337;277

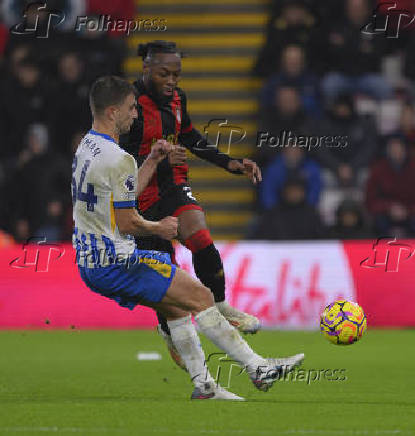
250;353;305;392
216;301;261;334
156;325;187;371
191;382;245;401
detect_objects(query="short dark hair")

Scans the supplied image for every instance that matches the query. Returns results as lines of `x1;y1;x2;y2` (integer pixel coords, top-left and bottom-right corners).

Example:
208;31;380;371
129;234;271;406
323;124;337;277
137;40;182;62
89;76;135;116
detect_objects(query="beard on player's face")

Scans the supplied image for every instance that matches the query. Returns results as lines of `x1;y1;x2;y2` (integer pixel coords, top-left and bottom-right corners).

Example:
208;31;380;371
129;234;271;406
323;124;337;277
115;118;131;135
147;75;168;101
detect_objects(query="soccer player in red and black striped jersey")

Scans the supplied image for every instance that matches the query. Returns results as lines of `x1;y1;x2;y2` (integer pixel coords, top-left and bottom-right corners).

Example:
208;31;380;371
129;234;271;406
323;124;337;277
120;41;262;368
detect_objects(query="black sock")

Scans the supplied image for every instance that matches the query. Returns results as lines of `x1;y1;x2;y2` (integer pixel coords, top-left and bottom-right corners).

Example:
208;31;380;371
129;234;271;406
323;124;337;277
193;243;225;303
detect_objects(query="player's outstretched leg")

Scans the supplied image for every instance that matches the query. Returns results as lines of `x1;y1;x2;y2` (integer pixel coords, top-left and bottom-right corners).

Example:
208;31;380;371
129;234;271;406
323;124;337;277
158;268;305;394
179;209;260;334
156;313;187;371
162;310;244;401
195;307;304;392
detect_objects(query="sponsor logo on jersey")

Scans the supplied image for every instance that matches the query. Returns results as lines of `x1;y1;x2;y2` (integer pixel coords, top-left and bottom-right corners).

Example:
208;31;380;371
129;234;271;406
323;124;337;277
124;175;135;192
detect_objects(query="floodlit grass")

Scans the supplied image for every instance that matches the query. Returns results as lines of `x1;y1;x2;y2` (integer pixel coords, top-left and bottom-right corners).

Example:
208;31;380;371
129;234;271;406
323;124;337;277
0;329;414;436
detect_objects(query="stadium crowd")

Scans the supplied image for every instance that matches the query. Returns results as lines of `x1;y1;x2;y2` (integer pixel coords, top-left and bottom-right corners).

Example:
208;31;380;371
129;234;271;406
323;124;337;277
251;0;415;240
0;0;415;242
0;0;133;244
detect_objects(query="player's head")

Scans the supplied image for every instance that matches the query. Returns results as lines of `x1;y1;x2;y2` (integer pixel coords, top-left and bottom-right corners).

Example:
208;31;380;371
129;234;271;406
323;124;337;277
89;76;137;135
138;40;182;99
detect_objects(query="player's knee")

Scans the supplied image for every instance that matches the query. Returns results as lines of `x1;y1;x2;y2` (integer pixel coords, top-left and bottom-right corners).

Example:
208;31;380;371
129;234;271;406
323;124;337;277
192;283;214;313
184;229;213;253
162;305;189;320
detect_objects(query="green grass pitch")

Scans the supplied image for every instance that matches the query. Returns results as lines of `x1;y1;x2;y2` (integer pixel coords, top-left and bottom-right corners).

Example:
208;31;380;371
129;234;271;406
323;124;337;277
0;329;414;436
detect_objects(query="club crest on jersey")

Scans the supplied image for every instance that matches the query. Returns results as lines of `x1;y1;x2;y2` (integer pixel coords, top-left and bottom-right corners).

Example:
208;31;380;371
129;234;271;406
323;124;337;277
124;175;135;192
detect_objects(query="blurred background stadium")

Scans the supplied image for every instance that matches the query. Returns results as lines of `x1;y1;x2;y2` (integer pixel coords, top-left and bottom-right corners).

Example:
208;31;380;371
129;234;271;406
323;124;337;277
1;0;415;243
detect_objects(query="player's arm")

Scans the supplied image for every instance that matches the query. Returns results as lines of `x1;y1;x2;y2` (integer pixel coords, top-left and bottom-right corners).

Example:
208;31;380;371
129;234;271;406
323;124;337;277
115;209;177;239
136;139;173;195
176;90;262;184
111;149;177;240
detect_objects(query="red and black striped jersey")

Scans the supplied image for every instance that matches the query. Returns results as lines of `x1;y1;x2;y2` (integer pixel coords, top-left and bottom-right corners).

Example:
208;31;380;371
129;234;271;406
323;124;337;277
120;80;239;211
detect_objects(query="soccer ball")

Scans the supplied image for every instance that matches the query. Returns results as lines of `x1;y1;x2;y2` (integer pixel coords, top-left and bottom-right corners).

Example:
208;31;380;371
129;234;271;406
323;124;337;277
320;300;367;345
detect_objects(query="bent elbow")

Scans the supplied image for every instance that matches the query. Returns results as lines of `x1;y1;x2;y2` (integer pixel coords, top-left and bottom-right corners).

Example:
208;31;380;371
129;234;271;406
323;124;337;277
116;220;132;235
117;224;129;235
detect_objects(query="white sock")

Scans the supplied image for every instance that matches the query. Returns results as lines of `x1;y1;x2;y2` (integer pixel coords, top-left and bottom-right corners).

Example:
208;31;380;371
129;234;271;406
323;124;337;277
215;301;228;313
167;315;215;388
216;301;238;316
195;306;266;376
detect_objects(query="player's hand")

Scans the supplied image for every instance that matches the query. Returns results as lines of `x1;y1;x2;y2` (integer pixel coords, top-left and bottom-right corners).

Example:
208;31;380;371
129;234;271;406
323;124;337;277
156;216;178;240
168;145;187;166
228;158;262;185
149;140;174;163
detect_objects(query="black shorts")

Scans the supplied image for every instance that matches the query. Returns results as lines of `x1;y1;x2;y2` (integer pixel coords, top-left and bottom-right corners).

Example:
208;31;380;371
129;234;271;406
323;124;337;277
136;184;202;255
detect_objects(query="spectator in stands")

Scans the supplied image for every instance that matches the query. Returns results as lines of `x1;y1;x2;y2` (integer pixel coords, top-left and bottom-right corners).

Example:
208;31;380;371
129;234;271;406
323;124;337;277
49;52;90;156
35;198;66;242
259;44;321;117
0;1;130;241
397;103;415;155
5;43;30;76
6;124;70;241
321;0;393;102
254;0;321;77
256;86;314;169
330;199;373;239
365;135;415;237
315;94;377;187
252;177;326;240
0;55;51;163
72;16;125;80
259;145;322;211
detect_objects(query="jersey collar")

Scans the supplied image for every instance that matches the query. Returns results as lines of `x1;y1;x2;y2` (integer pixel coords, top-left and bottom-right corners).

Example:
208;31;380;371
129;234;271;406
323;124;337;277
88;130;117;144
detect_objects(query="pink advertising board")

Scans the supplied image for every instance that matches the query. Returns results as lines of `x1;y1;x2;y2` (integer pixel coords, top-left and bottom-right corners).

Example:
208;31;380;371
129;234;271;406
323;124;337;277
1;239;414;329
